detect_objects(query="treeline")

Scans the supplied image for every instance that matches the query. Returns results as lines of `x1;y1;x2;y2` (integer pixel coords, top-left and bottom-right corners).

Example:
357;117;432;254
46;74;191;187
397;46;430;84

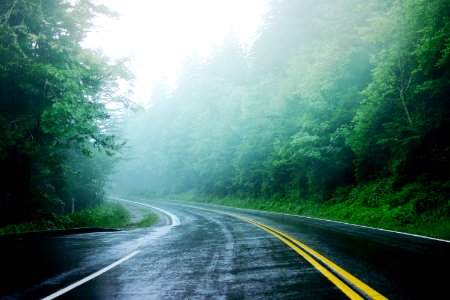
115;0;449;223
0;0;126;226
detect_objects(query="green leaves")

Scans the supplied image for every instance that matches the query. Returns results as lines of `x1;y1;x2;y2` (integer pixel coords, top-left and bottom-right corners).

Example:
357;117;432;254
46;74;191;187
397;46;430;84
0;0;129;225
0;115;38;159
351;0;450;184
110;0;449;224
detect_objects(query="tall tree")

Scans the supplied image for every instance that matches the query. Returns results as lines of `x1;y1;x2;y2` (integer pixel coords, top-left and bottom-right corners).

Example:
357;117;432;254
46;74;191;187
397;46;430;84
350;0;450;184
0;0;127;224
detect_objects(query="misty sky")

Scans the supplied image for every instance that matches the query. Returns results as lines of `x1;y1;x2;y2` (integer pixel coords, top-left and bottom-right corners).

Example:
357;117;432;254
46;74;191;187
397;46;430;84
83;0;269;105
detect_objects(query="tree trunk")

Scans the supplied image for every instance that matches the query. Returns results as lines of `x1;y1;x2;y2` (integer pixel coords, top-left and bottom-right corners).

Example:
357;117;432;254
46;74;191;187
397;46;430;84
399;88;413;126
397;70;413;127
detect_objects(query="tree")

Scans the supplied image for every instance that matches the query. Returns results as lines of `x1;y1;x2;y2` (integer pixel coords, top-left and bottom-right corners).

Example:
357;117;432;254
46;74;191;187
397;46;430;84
350;0;450;184
0;0;127;224
111;0;449;222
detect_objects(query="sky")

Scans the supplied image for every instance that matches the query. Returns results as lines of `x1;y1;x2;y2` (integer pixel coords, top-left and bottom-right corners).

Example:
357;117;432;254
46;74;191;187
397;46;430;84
83;0;269;105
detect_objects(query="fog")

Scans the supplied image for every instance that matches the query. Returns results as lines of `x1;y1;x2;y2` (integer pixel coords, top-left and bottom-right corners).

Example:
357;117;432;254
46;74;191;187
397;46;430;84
109;0;449;201
99;0;450;242
1;0;448;238
84;0;268;104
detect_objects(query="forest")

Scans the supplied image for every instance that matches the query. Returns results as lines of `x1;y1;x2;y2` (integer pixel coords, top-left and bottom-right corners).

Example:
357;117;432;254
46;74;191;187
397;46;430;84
0;0;128;226
0;0;449;237
113;0;450;236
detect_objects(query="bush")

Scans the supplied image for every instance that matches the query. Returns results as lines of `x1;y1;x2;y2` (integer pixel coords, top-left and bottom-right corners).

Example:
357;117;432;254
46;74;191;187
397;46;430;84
68;202;130;228
0;202;132;234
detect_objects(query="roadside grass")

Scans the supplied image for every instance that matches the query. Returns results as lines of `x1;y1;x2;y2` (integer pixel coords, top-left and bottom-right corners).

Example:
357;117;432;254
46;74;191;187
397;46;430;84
67;202;131;228
0;202;158;235
159;187;450;241
124;213;159;230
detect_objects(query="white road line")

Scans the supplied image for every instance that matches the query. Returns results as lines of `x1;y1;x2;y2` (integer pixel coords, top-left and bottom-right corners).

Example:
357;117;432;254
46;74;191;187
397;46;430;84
42;196;180;299
109;196;181;226
168;199;450;243
41;250;140;300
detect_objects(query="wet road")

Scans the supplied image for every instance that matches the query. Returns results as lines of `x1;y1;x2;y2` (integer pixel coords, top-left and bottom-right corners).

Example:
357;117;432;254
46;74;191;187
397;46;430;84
0;197;449;299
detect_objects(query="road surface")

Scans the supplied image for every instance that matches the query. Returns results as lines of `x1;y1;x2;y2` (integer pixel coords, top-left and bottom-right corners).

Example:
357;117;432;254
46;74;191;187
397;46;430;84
0;197;448;299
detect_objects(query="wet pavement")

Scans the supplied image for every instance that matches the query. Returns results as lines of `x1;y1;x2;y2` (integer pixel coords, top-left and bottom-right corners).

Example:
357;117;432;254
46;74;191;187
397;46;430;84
0;198;449;299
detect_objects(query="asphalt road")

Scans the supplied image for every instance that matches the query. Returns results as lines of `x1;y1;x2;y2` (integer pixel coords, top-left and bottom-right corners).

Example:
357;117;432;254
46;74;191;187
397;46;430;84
0;197;449;299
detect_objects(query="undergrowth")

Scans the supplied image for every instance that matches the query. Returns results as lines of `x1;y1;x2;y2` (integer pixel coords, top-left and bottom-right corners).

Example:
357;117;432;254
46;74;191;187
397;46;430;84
161;179;450;240
0;202;157;235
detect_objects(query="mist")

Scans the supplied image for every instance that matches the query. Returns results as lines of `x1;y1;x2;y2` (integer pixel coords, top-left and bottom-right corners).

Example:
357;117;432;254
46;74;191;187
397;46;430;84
110;0;450;228
1;1;448;297
1;0;444;235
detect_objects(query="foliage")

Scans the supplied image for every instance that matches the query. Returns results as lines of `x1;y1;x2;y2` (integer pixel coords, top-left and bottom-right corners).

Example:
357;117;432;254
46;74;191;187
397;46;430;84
128;212;159;229
0;0;127;225
112;0;450;234
350;0;450;185
0;201;161;234
0;202;131;234
67;202;130;228
169;186;449;239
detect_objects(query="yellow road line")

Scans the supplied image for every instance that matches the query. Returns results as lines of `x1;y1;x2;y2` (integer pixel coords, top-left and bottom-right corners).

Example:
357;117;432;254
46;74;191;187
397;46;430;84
240;216;364;299
245;217;388;300
186;205;388;300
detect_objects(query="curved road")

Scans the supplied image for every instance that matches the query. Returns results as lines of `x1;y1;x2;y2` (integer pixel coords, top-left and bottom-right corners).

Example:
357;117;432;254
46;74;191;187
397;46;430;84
1;197;449;299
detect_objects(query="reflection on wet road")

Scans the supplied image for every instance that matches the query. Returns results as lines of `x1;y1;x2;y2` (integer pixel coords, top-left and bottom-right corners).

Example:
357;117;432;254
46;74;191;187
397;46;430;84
0;197;448;299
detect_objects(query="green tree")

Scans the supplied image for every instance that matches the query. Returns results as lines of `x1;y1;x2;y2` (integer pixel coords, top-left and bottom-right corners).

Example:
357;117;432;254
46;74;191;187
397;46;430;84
0;0;127;224
111;0;449;225
350;0;450;184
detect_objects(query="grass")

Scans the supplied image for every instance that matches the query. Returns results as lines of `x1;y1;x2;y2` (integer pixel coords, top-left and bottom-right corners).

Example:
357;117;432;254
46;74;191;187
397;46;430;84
66;202;131;228
0;201;158;235
161;185;450;240
125;213;159;229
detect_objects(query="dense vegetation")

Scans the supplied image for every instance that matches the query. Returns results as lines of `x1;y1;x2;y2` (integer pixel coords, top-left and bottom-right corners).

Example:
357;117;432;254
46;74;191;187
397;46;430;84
0;202;129;234
0;0;448;237
113;0;450;236
0;0;127;227
0;200;158;234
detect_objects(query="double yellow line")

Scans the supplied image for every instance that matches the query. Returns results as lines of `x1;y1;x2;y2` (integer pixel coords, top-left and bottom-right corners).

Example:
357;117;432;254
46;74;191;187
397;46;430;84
189;205;387;300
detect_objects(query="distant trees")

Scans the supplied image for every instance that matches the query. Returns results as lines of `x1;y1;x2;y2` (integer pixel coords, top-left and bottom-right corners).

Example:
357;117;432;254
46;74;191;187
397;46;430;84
351;0;450;185
113;0;449;218
0;0;127;224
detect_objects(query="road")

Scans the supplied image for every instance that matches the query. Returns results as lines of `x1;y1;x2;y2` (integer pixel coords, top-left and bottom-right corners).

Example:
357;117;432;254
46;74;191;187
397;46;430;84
0;197;449;299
